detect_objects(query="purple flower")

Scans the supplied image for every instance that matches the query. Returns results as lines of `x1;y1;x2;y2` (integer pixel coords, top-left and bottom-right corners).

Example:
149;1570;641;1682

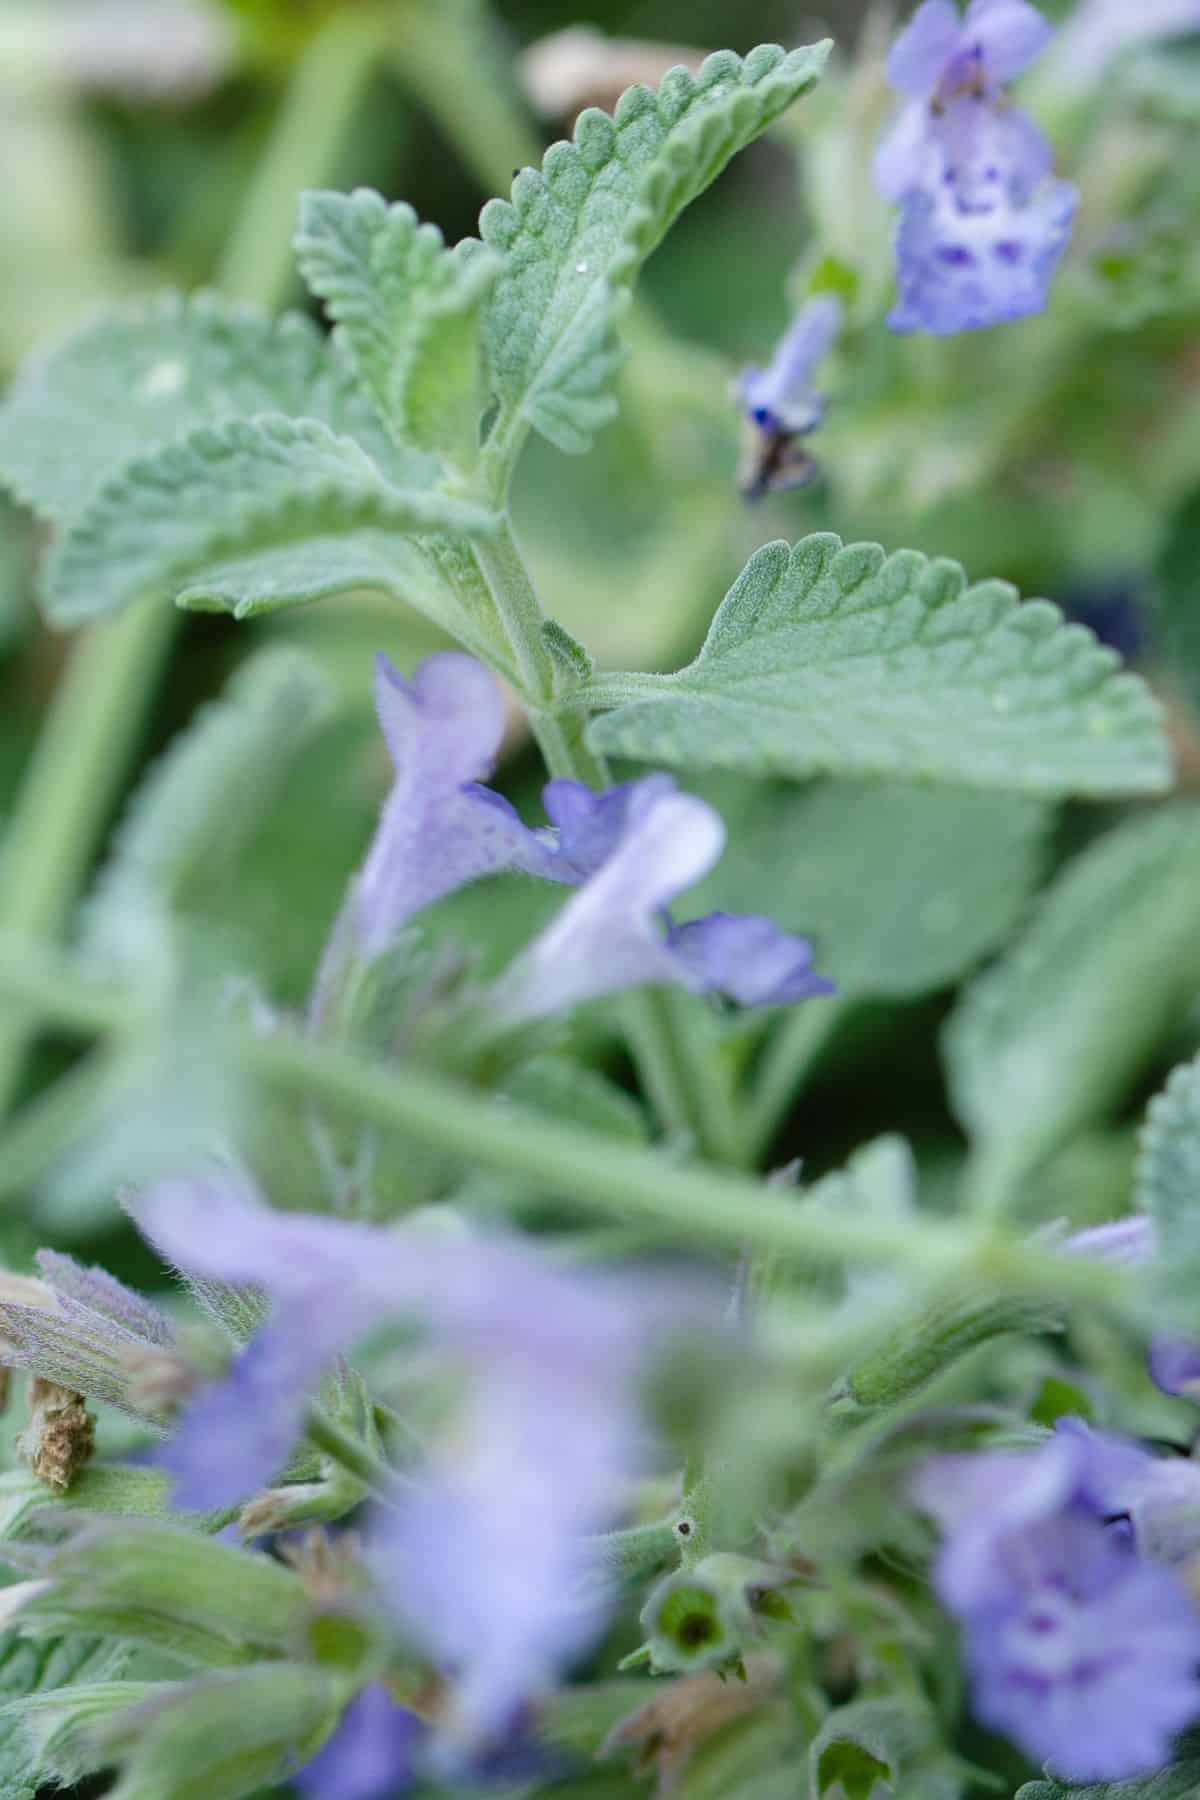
1060;1214;1157;1264
131;1172;709;1744
887;173;1076;336
875;0;1076;334
1150;1338;1200;1401
295;1685;421;1800
738;296;842;437
913;1421;1200;1781
339;653;833;1019
352;654;560;958
490;783;834;1023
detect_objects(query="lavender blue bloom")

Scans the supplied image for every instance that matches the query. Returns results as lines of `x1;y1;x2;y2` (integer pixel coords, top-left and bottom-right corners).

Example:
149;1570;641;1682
1061;1214;1157;1264
295;1685;421;1800
1150;1338;1200;1401
132;1172;708;1745
491;783;834;1023
912;1420;1200;1782
738;296;842;437
353;653;560;958
875;0;1076;334
346;653;832;1018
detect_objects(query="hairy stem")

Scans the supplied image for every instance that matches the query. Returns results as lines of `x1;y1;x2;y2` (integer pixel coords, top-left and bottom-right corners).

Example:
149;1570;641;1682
0;13;382;1118
0;930;1129;1306
305;1403;399;1501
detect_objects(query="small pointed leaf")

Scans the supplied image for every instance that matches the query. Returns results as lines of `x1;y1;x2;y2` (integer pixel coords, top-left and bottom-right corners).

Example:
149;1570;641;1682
478;41;830;453
296;188;503;465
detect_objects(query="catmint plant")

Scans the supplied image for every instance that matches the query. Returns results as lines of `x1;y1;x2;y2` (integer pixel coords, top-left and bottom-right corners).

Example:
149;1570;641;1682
0;5;1198;1800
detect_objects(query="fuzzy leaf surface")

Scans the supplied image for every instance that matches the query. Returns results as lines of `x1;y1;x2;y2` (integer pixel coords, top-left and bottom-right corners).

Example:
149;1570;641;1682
945;806;1200;1180
100;1663;338;1800
0;1629;126;1800
478;41;829;453
43;415;495;625
0;292;416;526
1136;1055;1200;1308
1017;1755;1200;1800
296;188;502;464
588;535;1171;796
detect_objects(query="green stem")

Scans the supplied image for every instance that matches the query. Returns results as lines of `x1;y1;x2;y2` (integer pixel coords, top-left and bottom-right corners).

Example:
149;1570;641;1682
0;931;1129;1307
470;518;610;785
305;1403;399;1500
470;519;556;699
0;14;381;1119
623;988;745;1166
744;996;847;1162
585;1517;679;1581
388;0;543;195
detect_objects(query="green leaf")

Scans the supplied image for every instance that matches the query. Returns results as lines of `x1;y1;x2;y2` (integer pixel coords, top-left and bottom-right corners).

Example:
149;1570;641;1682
81;647;333;971
478;41;830;454
0;1629;126;1799
1017;1754;1200;1800
587;536;1171;797
1155;484;1200;717
1136;1054;1200;1309
945;806;1200;1195
43;414;497;625
295;188;503;466
686;773;1050;998
809;1698;938;1800
4;1680;164;1788
0;292;415;527
10;1519;311;1668
100;1663;339;1800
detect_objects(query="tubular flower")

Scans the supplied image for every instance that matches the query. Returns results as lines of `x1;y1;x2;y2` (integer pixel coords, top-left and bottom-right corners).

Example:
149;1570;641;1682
875;0;1076;333
913;1419;1200;1782
345;652;833;1019
132;1171;712;1745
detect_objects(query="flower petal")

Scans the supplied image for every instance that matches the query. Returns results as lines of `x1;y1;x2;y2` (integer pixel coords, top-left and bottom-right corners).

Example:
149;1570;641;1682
965;0;1054;81
295;1685;422;1800
887;0;964;97
873;101;941;203
887;174;1077;335
539;775;679;880
666;913;835;1007
738;296;842;434
355;655;558;955
492;790;726;1021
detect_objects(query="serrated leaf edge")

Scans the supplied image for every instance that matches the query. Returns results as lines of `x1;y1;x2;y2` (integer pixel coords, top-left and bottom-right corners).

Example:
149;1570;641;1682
43;415;498;625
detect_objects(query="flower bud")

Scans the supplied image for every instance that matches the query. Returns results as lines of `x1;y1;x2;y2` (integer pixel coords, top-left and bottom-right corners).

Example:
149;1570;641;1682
637;1553;803;1674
